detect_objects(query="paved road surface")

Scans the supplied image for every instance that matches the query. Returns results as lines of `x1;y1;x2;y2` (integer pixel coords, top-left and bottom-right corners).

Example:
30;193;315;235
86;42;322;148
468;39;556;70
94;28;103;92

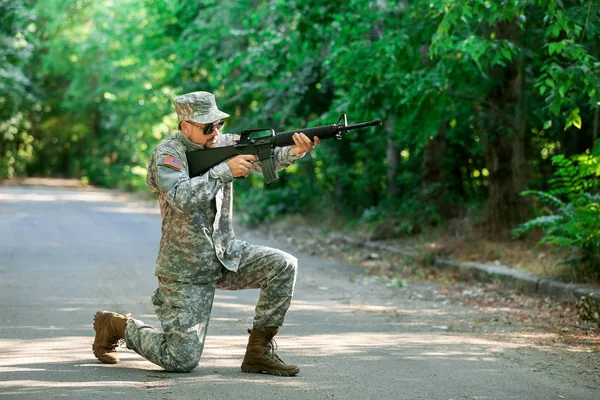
0;185;597;399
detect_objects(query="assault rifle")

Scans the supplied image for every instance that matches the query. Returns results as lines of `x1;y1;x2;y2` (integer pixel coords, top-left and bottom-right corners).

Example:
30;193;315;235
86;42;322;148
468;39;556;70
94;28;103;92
187;114;382;184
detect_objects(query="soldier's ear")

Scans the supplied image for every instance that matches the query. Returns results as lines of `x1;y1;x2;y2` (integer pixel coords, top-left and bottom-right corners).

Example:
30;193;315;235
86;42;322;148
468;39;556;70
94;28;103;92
180;121;190;134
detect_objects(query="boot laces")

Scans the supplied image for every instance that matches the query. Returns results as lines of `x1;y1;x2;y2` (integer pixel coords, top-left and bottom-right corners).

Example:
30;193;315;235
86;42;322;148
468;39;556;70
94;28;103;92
105;337;124;350
247;328;285;364
108;313;131;349
264;337;285;364
116;314;131;349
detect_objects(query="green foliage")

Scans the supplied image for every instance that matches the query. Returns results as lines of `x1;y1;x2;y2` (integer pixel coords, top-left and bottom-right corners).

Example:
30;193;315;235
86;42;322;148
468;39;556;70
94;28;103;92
514;148;600;278
0;0;36;178
535;0;600;122
236;170;314;226
0;0;598;265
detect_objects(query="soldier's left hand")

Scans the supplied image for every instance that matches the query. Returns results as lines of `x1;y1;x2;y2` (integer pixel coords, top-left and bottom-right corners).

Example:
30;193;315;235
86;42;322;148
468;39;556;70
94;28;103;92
291;132;320;156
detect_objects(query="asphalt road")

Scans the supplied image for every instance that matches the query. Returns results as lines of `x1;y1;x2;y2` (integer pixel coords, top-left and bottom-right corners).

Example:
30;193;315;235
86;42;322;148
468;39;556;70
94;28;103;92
0;184;597;400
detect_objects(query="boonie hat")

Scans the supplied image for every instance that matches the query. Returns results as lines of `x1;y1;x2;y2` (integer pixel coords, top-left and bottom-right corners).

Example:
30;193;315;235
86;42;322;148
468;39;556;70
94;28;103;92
173;91;230;124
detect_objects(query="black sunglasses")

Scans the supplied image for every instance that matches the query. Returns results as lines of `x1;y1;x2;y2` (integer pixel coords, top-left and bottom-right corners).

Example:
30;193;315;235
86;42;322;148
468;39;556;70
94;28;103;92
188;120;224;135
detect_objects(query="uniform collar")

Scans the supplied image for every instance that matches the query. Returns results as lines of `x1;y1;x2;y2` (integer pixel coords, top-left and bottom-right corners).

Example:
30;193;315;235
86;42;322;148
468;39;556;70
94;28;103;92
174;131;205;151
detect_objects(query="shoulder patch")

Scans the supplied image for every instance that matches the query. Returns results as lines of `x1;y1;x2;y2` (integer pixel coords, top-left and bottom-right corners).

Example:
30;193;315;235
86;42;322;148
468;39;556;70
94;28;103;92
163;156;183;170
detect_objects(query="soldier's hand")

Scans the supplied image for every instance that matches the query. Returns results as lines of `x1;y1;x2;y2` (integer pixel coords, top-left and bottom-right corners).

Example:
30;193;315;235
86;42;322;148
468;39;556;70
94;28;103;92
291;132;319;156
227;154;258;177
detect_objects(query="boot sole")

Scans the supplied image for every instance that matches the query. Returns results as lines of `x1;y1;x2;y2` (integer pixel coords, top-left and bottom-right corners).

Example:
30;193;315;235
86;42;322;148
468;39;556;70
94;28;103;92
92;311;119;364
241;364;300;376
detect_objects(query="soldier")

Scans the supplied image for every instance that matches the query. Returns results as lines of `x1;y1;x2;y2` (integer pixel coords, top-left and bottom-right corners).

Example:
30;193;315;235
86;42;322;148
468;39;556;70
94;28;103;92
92;91;319;375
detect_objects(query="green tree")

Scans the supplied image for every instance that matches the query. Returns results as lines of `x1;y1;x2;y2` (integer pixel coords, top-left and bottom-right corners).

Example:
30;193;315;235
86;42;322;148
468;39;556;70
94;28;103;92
431;0;600;233
0;0;36;178
3;0;598;246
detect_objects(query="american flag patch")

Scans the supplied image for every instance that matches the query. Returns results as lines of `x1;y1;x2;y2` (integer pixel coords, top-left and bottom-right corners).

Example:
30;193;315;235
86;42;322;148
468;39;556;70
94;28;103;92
163;156;183;170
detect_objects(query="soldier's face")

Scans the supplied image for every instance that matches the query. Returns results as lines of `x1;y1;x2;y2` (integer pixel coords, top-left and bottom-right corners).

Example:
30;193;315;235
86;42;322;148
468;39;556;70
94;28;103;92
185;121;223;148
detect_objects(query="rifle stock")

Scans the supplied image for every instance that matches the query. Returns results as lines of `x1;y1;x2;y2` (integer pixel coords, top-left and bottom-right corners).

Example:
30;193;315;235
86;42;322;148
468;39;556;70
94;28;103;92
187;146;249;178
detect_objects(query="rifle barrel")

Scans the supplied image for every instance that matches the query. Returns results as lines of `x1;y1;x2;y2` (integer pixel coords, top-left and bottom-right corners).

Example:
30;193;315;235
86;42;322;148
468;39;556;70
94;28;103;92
345;119;382;130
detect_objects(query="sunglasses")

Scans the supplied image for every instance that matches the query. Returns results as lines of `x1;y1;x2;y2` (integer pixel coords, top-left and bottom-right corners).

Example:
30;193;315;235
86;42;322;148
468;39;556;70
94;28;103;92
188;120;224;135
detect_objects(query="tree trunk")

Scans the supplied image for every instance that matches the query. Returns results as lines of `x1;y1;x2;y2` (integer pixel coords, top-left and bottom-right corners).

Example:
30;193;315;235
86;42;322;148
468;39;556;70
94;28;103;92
385;117;400;199
484;20;530;235
334;138;353;211
593;106;599;148
386;137;400;198
421;120;449;217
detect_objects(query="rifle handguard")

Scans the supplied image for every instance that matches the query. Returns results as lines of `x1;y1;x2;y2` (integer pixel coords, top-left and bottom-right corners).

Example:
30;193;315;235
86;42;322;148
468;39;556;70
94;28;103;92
273;124;340;146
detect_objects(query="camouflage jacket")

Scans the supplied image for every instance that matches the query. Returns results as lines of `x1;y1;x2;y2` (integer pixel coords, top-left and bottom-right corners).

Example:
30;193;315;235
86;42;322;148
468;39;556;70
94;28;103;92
146;131;301;283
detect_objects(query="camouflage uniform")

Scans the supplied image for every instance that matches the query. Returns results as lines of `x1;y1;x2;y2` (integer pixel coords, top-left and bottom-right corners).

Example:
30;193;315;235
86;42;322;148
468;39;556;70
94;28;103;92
124;92;302;372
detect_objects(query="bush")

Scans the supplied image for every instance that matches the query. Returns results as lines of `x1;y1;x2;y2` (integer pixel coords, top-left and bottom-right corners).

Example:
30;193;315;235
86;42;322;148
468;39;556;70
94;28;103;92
237;177;313;227
514;149;600;280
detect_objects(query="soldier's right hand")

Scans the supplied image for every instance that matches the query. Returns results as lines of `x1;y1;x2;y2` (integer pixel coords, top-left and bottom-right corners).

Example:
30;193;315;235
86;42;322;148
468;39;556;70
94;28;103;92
227;155;258;177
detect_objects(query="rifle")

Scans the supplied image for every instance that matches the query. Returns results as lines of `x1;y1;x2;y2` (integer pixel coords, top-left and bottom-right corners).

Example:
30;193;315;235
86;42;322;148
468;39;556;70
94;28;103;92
186;114;382;184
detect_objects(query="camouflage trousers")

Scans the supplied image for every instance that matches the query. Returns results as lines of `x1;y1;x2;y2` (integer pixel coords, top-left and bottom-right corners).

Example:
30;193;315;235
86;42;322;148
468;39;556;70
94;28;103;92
124;244;298;373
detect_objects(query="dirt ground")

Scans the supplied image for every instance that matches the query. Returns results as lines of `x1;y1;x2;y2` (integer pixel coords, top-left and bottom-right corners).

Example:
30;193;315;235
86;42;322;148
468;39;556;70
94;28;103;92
256;219;600;358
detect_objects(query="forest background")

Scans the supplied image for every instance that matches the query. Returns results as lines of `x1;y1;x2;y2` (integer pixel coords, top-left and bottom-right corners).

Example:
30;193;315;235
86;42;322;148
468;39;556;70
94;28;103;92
1;0;599;283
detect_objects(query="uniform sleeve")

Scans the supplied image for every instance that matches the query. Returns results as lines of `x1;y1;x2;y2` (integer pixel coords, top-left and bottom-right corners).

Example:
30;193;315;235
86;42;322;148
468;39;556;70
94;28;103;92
152;147;233;214
274;145;303;169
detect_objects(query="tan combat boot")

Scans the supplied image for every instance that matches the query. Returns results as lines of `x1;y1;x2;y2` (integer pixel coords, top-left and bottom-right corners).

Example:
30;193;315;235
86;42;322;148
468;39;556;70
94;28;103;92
241;327;300;376
92;310;130;364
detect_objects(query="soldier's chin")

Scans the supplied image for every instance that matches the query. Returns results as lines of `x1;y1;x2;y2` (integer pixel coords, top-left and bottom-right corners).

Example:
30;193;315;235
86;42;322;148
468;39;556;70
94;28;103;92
205;140;216;148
